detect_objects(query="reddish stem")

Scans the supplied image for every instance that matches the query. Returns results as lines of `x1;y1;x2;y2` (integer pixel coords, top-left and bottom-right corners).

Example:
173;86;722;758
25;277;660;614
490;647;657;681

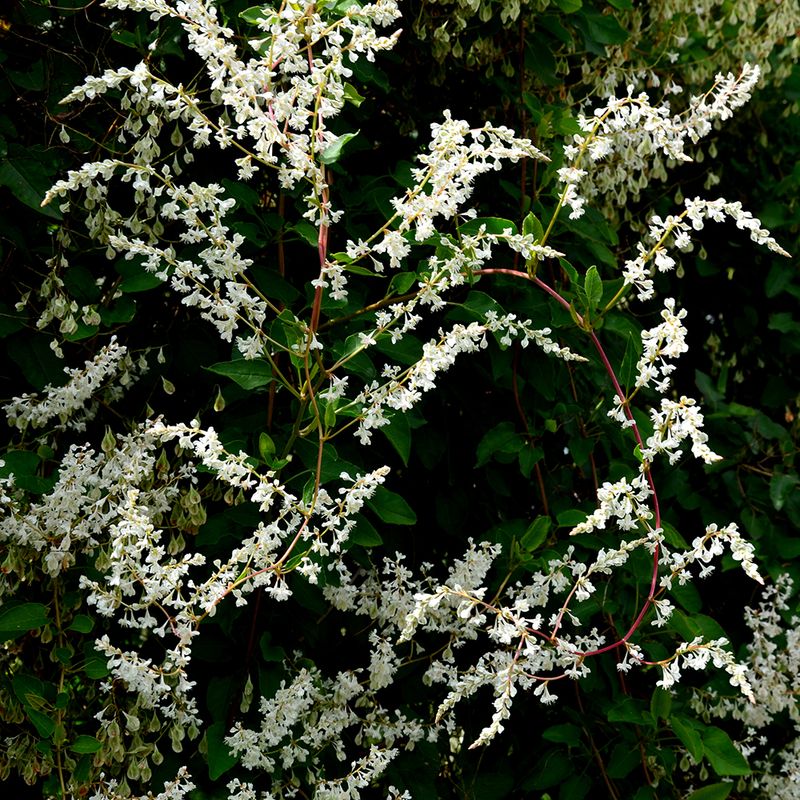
474;267;663;655
309;181;329;335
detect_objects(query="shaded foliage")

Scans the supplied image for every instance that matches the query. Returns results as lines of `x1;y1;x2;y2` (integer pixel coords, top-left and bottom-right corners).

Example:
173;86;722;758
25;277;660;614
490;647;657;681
0;2;798;799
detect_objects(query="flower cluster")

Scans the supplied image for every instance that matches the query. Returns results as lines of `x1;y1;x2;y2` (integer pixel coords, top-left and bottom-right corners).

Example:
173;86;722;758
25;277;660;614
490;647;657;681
655;637;754;700
37;0;403;358
226;664;424;796
338;113;546;299
622;196;790;302
351;312;582;444
389;112;545;242
352;321;489;443
558;65;763;217
2;0;793;796
661;521;763;587
635;298;688;392
643;396;721;465
89;767;196;800
569;474;653;535
682;575;800;797
3;338;145;431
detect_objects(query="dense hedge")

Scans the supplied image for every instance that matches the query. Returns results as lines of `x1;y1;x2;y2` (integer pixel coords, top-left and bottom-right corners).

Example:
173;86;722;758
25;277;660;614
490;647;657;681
1;2;799;799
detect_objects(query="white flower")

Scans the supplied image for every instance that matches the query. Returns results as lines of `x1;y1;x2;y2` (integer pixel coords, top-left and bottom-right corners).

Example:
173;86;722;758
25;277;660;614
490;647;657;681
642;395;721;465
3;337;143;431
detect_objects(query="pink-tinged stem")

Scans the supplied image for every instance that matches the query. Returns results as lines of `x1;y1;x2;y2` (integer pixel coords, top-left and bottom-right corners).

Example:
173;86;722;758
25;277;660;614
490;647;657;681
310;213;328;334
475;267;662;653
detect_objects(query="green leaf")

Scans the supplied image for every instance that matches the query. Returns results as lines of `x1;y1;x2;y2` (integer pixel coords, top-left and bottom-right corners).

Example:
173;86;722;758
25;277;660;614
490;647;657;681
559;258;580;286
542;723;581;745
111;28;142;49
389;272;417;294
349;57;390;92
205;359;273;389
380;412;411;465
64;322;100;343
343;82;366;107
518;444;544;478
0;450;39;485
7;334;66;390
67;614;94;634
556;509;587;528
259;634;287;662
99;296;136;325
367;486;416;525
26;708;56;738
669;610;730;645
83;647;110;679
584;265;602;310
289;220;319;247
463;289;505;318
522;212;544;241
661;522;688;552
0;603;49;639
580;9;629;45
12;674;46;707
116;260;163;293
349;517;384;547
64;265;101;303
650;687;672;722
302;478;316;508
0;301;26;338
553;111;581;136
702;726;750;776
239;5;271;23
459;216;518;237
283;550;306;572
9;60;45;91
251;268;301;304
476;422;523;467
259;432;276;463
770;472;798;511
554;0;582;11
540;15;574;45
206;721;238;780
619;332;641;390
0;157;62;219
686;784;733;800
671;580;701;613
606;696;653;727
338;262;375;277
319;130;360;165
326;0;362;14
607;741;640;779
374;334;421;366
524;749;573;790
765;261;792;298
70;735;102;754
768;312;799;334
56;720;68;747
525;37;558;86
521;516;551;552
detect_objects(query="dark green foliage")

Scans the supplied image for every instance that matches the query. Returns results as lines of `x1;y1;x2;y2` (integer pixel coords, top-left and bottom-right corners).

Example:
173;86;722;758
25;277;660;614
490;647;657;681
0;1;798;798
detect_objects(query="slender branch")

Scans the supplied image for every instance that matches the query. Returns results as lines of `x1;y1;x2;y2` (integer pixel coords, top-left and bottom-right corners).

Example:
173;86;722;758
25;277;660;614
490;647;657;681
474;266;664;654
